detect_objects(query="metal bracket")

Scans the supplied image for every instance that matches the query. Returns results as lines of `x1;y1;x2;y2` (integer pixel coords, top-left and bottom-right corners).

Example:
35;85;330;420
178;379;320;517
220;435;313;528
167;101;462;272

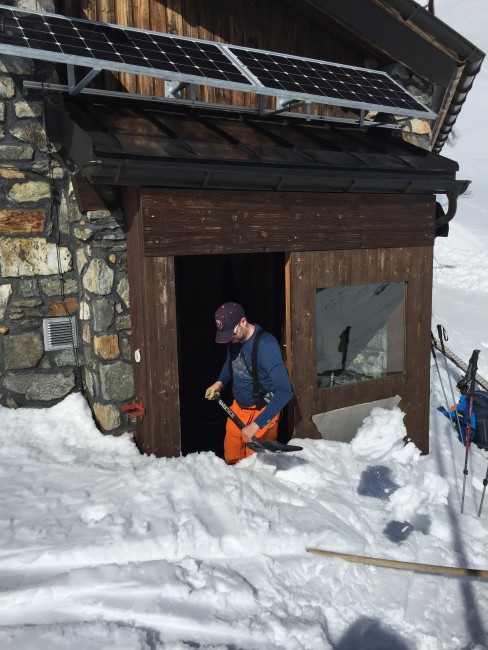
67;64;102;95
270;97;308;117
120;397;146;420
24;80;396;129
165;80;196;100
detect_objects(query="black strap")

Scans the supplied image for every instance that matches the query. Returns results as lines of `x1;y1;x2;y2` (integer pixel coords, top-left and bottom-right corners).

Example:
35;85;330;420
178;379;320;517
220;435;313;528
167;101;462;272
250;329;265;399
230;329;267;404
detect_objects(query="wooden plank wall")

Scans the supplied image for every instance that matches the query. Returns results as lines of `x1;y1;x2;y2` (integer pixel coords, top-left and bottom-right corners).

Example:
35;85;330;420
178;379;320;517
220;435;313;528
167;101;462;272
60;0;365;117
141;190;436;256
123;187;181;457
289;247;434;454
135;188;434;454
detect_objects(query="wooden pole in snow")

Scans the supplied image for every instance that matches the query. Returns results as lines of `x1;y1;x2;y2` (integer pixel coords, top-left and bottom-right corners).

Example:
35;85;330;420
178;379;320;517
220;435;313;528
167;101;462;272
306;548;488;580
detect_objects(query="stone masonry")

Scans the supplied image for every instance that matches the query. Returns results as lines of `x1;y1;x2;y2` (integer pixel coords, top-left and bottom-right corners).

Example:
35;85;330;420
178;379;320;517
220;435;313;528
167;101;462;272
367;63;434;150
73;205;135;433
0;3;136;437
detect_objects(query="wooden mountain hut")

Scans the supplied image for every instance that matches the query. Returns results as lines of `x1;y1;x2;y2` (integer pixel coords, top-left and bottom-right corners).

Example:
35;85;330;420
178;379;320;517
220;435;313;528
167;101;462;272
0;0;484;458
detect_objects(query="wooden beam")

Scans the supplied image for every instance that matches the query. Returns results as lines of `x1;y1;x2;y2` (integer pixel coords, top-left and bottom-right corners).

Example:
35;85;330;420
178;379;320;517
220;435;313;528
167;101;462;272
307;547;488;580
72;171;120;212
123;187;181;457
142;190;436;256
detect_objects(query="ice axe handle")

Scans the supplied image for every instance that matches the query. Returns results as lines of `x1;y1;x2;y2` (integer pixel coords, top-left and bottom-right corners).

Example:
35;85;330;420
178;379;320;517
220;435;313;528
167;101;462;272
216;396;246;429
215;397;266;449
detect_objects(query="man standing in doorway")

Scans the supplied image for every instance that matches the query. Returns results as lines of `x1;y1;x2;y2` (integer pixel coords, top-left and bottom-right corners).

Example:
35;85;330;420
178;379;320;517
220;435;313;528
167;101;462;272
205;302;293;464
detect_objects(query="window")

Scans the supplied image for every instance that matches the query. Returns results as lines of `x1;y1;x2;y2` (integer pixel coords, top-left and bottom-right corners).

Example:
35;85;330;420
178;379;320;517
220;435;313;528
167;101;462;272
316;282;405;388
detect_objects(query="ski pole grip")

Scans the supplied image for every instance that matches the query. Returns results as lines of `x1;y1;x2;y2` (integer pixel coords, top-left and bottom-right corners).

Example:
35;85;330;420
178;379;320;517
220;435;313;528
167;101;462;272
467;350;481;388
437;324;447;353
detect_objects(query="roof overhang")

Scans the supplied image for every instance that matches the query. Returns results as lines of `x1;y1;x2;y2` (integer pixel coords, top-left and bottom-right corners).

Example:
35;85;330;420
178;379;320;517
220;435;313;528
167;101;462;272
57;96;469;230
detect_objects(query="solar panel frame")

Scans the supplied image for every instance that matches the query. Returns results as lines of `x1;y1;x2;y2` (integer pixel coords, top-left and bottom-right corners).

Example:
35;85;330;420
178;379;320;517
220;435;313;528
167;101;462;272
0;5;257;90
225;45;436;119
0;4;437;121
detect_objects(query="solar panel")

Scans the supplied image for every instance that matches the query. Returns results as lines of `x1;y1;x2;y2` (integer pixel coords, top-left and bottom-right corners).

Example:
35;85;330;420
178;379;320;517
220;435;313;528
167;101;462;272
0;5;253;87
0;4;436;121
227;46;432;117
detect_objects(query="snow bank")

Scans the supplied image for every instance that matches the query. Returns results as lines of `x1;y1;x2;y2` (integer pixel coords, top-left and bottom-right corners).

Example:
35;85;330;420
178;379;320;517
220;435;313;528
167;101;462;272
350;407;420;464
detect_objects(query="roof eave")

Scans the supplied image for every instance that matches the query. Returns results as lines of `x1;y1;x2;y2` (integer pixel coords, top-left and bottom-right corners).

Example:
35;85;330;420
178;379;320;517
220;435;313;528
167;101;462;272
375;0;485;153
295;0;485;153
77;156;469;196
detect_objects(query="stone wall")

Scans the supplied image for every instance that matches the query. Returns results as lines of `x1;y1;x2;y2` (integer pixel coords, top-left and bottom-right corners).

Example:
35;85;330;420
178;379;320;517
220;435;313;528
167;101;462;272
0;51;81;407
0;8;136;436
73;205;135;433
388;63;435;150
367;63;435;150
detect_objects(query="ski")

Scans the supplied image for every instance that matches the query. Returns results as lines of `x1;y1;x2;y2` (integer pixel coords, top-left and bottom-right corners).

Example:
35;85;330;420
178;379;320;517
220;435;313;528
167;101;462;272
216;397;303;454
431;334;488;392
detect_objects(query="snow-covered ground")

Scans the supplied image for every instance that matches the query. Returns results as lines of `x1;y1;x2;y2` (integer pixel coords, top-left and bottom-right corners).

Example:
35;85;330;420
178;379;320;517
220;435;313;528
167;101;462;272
1;2;487;649
1;390;487;650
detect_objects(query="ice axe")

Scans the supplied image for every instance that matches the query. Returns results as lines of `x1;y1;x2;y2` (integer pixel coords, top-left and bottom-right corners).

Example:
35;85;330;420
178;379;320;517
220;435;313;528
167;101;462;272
212;394;303;453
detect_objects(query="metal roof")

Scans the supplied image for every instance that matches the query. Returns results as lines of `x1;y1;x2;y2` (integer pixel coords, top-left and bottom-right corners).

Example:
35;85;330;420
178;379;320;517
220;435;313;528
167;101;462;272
58;95;468;229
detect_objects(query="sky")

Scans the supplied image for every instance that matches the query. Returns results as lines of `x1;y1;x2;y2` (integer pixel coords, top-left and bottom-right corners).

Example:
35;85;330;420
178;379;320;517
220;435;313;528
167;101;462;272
432;0;488;376
0;2;487;649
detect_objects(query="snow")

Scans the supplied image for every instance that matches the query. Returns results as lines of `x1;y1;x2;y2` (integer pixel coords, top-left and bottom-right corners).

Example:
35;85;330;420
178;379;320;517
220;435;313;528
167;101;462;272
2;386;488;649
1;2;488;649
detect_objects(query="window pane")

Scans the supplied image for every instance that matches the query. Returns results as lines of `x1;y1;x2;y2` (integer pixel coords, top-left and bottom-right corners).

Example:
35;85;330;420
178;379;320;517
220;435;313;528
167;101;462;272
316;282;405;388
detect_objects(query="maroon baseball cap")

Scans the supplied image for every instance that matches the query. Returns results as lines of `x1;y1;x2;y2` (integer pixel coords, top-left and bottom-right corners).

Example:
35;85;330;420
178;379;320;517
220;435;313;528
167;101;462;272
214;302;245;343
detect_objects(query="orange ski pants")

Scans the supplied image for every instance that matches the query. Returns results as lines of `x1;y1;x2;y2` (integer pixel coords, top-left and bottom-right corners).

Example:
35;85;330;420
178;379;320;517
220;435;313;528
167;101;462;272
224;400;279;465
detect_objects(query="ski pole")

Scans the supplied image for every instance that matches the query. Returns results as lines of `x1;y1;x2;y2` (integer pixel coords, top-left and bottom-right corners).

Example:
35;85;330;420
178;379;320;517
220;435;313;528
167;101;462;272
478;465;488;517
431;332;450;416
437;325;463;434
460;349;480;514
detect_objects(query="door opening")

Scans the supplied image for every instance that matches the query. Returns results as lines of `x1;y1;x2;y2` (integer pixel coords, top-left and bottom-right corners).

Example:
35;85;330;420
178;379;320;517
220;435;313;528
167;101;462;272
175;252;287;457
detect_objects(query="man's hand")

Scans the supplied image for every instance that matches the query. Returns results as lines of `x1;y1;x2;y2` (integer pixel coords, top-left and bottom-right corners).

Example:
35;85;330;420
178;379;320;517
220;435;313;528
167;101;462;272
242;421;260;441
205;381;223;400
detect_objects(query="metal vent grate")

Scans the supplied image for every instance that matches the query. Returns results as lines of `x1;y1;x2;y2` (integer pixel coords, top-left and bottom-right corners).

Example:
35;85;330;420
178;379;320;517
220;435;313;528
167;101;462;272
42;317;78;351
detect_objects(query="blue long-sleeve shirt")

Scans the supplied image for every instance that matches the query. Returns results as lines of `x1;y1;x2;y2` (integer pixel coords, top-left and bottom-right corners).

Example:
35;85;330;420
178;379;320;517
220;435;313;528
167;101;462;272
217;324;293;429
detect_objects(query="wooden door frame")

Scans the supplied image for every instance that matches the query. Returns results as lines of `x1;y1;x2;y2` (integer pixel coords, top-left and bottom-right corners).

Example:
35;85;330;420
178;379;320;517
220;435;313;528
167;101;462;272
123;187;181;457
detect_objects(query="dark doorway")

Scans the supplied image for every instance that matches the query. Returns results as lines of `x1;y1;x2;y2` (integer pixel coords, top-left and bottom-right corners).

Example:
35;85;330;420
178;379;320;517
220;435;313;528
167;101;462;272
175;252;287;457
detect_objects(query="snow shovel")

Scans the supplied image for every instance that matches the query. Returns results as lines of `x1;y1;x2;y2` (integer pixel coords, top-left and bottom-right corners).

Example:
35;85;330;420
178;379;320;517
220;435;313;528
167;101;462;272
215;396;303;453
